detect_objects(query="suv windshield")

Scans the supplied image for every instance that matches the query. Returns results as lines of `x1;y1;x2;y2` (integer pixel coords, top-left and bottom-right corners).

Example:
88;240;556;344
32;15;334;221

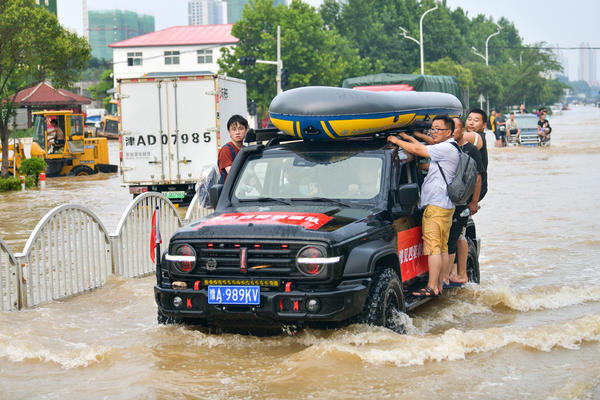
233;152;383;202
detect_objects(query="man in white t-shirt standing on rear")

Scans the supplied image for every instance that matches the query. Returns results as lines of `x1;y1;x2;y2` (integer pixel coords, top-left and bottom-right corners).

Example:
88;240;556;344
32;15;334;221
387;115;459;297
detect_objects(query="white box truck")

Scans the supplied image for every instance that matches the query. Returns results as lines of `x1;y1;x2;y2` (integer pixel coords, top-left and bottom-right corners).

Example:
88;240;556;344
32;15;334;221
118;74;248;204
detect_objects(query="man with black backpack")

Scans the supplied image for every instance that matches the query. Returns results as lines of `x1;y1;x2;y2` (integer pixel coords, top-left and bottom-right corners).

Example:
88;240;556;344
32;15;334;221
388;115;459;297
218;115;249;184
445;117;484;287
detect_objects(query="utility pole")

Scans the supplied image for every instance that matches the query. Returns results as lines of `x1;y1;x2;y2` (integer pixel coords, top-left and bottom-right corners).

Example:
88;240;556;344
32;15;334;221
239;25;283;94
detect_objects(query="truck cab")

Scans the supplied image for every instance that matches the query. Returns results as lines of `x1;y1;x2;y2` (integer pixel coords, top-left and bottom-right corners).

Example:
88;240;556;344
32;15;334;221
154;134;481;334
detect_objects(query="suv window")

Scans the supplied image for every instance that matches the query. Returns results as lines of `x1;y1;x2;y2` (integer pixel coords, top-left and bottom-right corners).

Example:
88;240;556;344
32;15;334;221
233;152;383;201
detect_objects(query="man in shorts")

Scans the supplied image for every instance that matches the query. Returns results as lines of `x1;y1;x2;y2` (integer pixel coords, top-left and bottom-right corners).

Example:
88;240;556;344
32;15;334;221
505;112;521;143
388;115;459;297
446;117;485;286
494;110;506;147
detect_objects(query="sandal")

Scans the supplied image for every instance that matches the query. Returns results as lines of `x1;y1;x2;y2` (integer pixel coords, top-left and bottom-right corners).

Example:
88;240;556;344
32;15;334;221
412;287;438;297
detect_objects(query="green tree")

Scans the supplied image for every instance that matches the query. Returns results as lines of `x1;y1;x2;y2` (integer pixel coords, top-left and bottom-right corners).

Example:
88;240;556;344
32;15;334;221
88;69;114;111
0;0;90;177
219;0;370;115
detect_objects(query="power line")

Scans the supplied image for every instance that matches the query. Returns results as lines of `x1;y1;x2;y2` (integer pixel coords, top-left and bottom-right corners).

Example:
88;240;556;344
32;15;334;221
490;46;600;50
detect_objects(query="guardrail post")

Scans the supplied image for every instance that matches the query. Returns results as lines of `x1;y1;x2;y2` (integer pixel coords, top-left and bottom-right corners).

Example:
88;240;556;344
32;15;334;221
14;253;27;310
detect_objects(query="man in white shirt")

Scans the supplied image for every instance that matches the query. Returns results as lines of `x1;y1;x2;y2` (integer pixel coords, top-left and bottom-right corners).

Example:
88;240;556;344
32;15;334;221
387;115;459;297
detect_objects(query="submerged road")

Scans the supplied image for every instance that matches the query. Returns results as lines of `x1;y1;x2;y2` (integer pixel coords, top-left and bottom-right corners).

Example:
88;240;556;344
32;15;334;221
0;106;599;399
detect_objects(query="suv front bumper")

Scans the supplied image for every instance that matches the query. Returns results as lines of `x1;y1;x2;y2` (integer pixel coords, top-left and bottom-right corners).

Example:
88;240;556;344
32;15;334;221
154;279;370;327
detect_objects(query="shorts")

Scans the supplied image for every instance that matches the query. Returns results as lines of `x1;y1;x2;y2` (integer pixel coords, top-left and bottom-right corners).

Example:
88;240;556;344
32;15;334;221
447;205;470;254
422;204;454;255
494;130;506;140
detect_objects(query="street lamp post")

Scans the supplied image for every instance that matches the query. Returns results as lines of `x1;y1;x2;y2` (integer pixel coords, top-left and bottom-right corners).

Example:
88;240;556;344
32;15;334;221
399;0;439;75
472;23;501;113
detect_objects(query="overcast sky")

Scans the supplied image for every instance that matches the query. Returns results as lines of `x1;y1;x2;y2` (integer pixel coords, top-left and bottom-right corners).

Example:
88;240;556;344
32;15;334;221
58;0;599;81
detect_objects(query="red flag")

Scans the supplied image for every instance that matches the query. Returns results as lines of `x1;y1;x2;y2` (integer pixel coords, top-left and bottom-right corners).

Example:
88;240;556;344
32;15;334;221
150;207;162;263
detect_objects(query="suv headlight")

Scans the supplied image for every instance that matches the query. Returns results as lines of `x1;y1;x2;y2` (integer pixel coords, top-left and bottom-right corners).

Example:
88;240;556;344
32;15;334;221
166;244;197;273
296;245;340;276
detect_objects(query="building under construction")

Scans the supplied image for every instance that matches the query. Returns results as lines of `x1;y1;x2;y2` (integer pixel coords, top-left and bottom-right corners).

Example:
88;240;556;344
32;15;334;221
89;10;155;61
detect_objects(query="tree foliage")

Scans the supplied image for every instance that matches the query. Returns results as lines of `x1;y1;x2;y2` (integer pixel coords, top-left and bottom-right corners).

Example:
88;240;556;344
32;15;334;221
0;0;91;177
221;0;565;118
218;0;370;115
88;69;114;111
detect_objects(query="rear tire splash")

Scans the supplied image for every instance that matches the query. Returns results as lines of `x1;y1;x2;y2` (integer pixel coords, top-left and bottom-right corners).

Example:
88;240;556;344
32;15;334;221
357;267;407;333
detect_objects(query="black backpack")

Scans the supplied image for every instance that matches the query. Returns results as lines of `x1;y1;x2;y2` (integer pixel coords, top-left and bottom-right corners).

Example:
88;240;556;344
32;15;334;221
437;142;478;205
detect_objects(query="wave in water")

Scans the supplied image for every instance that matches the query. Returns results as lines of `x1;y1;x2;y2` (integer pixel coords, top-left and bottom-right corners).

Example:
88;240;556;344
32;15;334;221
467;283;600;312
277;312;600;368
0;333;112;369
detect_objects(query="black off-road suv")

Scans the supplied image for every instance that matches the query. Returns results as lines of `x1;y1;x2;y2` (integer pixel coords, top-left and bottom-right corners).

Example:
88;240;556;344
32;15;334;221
154;132;480;333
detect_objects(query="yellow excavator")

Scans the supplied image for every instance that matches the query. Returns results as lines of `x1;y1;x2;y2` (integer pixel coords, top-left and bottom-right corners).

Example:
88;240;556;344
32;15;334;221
0;110;116;177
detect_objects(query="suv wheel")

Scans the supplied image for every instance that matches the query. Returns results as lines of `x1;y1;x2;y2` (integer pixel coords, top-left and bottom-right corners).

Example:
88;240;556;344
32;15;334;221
466;238;480;283
358;267;406;333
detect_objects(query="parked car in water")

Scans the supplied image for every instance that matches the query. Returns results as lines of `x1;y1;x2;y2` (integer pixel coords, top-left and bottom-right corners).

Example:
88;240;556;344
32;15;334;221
508;114;549;147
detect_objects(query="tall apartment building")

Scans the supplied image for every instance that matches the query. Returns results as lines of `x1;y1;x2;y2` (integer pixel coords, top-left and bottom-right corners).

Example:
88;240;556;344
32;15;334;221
227;0;287;23
35;0;57;15
89;10;155;61
578;42;597;85
188;0;227;25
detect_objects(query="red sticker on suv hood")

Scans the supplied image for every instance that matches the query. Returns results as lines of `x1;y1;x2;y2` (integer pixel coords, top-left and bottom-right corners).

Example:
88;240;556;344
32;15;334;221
194;212;333;230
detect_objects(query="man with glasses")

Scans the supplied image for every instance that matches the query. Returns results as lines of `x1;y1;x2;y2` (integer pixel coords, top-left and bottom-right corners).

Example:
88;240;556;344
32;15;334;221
387;115;459;297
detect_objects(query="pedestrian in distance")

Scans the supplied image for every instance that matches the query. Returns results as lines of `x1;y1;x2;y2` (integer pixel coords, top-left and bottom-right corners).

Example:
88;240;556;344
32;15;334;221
494;110;506;147
505;112;521;143
537;111;551;143
387;115;459;297
218;114;249;184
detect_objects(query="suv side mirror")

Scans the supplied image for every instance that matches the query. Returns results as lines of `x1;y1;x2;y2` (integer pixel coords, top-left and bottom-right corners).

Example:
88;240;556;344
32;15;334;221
392;183;419;216
209;184;223;209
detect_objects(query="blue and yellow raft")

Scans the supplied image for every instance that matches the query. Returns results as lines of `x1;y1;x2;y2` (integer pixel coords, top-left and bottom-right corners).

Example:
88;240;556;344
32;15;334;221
269;86;463;141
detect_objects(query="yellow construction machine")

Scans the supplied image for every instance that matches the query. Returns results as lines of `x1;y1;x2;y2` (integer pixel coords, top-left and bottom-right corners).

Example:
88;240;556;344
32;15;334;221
29;110;117;176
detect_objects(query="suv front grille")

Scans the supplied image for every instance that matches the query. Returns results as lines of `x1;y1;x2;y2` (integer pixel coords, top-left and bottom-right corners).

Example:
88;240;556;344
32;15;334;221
190;239;316;276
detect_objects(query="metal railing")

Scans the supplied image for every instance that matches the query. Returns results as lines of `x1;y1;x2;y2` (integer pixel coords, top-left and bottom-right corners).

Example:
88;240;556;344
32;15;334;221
0;192;207;311
16;204;112;309
111;192;182;278
0;236;21;311
183;191;214;223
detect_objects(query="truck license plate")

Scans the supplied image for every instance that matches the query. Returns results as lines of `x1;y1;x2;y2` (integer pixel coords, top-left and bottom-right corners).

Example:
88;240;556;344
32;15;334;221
162;191;185;199
207;285;260;305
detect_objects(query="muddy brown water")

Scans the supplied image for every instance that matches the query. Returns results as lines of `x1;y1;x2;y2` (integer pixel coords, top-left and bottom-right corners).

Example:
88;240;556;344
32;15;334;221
1;107;599;399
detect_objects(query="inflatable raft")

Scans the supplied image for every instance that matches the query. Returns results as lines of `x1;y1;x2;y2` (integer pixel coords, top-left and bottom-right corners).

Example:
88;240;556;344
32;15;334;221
269;86;462;141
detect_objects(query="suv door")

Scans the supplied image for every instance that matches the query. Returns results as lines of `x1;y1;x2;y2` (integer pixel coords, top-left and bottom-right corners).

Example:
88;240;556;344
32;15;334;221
392;156;428;283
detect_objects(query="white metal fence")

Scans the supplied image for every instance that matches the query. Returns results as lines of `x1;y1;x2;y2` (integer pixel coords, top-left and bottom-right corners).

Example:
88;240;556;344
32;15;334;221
184;191;214;223
111;193;181;278
0;236;21;311
0;192;214;311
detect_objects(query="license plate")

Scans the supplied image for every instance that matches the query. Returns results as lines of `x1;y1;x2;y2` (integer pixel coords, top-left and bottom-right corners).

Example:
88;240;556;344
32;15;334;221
162;191;185;199
207;285;260;305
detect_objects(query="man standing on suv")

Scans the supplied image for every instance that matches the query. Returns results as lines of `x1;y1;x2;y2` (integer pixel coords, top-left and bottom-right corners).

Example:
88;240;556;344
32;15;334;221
388;115;459;297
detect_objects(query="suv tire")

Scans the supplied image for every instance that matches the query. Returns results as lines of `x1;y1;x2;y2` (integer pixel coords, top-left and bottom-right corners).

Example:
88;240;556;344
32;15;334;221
358;267;406;333
466;238;480;283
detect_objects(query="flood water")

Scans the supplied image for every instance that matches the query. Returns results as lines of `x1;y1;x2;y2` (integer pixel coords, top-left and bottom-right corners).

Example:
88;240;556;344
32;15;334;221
1;107;599;399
